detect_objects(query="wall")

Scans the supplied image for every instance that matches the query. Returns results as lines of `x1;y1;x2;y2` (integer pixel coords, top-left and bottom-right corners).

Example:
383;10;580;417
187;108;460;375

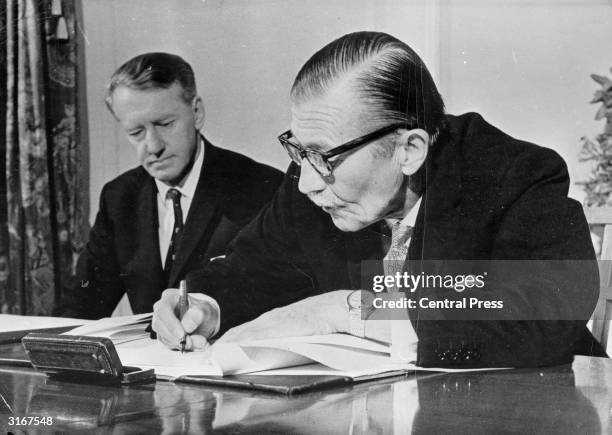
81;0;436;223
439;0;612;200
82;0;612;222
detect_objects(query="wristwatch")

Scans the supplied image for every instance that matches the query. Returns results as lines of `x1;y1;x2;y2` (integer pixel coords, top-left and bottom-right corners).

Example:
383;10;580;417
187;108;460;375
346;290;376;337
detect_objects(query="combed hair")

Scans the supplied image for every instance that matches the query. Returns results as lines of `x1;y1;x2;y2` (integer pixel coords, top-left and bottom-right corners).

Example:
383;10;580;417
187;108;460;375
290;31;446;142
105;52;196;113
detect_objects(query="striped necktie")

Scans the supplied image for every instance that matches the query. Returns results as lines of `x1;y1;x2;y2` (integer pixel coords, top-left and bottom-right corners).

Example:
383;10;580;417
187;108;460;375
383;221;413;286
163;188;183;281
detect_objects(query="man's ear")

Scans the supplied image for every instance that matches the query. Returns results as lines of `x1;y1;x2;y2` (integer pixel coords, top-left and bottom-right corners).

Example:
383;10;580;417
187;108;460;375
193;96;205;131
395;128;429;176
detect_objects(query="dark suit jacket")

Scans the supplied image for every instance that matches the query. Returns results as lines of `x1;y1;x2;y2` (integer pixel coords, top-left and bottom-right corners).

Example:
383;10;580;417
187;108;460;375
55;138;283;319
190;113;606;368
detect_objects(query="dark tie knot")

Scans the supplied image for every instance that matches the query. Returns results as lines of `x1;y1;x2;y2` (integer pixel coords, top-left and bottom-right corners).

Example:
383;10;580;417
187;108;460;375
167;188;182;205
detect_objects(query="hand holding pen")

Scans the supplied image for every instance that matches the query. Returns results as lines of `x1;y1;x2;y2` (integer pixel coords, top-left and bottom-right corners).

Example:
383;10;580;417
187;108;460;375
152;282;220;352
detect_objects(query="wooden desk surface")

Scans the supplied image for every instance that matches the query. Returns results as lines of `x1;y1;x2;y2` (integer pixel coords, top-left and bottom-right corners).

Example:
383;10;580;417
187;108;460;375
0;342;610;434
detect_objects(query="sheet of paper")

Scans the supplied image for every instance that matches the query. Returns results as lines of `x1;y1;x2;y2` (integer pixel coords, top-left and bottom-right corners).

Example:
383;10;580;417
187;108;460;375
115;338;221;378
239;342;394;372
243;333;389;354
64;313;151;342
211;343;314;375
0;315;90;332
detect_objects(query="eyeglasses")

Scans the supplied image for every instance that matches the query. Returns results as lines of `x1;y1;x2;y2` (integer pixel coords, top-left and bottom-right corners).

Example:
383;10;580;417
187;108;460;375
278;122;408;177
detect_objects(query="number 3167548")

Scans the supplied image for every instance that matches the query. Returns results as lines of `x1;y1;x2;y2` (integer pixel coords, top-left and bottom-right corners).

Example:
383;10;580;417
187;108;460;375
8;416;53;426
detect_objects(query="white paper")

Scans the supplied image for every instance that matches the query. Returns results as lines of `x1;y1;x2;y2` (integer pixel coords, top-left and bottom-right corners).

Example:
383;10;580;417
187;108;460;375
114;339;222;378
0;314;90;332
241;333;389;354
65;312;151;336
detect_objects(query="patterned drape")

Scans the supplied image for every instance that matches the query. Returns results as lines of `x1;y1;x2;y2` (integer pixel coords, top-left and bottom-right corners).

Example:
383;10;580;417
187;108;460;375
0;0;87;315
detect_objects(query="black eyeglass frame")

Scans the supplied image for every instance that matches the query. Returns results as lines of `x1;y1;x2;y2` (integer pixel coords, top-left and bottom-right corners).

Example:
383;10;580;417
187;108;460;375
278;122;410;177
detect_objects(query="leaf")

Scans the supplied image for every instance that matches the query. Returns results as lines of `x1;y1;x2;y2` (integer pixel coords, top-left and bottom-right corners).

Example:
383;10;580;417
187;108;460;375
590;90;604;104
580;69;612;200
591;74;610;85
595;105;608;120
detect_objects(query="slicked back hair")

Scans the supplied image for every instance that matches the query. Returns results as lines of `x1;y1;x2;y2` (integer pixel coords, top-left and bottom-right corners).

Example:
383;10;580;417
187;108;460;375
105;52;197;115
290;32;446;144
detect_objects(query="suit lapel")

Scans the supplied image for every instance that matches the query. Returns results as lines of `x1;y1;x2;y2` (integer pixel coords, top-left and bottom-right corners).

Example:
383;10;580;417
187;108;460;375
410;129;463;261
407;128;463;325
168;139;223;285
133;176;165;293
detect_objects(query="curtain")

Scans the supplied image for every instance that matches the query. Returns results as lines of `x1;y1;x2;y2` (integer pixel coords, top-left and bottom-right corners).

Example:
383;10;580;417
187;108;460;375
0;0;88;315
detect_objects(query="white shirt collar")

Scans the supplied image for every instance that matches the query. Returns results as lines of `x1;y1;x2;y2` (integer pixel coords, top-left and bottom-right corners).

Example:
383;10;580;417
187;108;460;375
155;136;204;201
385;196;422;229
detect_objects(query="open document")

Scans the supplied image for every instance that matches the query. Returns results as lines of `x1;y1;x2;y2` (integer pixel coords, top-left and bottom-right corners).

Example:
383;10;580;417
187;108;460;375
64;314;503;382
64;312;151;344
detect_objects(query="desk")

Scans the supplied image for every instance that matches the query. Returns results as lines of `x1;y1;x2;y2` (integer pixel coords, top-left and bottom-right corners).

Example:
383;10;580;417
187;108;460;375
0;342;610;434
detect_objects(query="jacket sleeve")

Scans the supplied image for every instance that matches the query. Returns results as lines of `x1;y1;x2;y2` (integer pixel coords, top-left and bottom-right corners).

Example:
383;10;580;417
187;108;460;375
187;165;318;333
53;184;125;319
415;147;602;368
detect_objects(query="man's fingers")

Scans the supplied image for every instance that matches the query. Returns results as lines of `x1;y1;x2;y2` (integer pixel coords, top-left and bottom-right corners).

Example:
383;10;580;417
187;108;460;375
157;331;180;350
181;306;204;334
153;307;185;342
152;288;187;345
155;328;208;352
160;288;181;303
152;318;185;348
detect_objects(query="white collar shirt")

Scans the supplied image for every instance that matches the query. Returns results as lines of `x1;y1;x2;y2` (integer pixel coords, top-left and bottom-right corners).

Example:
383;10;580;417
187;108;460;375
155;138;204;264
384;196;422;246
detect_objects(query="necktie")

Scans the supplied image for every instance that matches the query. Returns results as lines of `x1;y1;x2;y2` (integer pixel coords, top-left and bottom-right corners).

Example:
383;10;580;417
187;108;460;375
383;221;414;363
164;188;183;280
383;222;413;284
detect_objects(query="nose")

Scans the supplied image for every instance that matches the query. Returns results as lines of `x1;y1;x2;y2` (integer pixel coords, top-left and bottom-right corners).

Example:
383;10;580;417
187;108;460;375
146;129;165;156
298;159;326;195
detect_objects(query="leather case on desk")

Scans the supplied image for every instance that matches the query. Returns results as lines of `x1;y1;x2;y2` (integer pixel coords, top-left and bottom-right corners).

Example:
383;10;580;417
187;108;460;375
178;374;354;395
21;333;155;384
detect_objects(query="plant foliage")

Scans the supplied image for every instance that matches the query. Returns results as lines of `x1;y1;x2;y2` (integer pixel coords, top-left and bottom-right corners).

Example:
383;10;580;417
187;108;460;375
579;68;612;206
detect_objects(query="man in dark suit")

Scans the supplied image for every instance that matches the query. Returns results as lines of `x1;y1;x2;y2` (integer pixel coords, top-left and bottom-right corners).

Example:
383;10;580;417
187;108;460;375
152;33;605;367
54;53;283;319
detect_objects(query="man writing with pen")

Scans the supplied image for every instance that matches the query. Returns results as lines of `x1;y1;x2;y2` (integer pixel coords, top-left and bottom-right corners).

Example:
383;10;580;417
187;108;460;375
153;32;606;367
55;53;283;320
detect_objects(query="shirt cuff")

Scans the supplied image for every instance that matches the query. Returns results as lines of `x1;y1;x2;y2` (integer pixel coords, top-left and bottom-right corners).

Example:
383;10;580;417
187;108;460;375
190;293;221;337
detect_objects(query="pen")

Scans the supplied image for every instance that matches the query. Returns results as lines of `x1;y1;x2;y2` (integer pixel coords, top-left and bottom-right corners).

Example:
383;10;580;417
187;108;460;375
178;280;189;353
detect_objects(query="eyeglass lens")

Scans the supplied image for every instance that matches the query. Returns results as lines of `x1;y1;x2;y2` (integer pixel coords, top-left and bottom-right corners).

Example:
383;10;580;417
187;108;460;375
282;138;331;176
